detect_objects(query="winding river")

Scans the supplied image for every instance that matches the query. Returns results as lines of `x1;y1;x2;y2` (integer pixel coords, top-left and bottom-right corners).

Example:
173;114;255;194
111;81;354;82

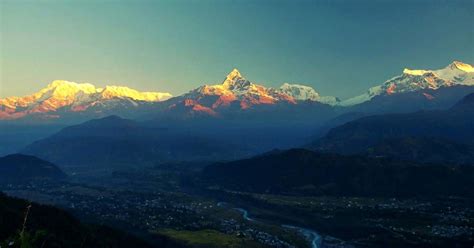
233;207;254;222
218;202;321;248
281;224;321;248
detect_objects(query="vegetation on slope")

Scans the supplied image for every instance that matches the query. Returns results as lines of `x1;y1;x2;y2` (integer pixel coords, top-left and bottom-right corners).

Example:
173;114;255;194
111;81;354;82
0;192;157;248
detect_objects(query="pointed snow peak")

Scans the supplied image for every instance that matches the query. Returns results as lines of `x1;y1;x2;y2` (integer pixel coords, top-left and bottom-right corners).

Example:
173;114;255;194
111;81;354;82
221;68;252;91
227;68;242;80
223;68;245;86
449;61;474;72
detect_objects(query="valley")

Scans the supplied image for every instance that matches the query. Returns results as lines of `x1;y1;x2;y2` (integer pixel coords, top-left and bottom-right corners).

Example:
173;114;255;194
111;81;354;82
2;161;472;248
1;83;474;247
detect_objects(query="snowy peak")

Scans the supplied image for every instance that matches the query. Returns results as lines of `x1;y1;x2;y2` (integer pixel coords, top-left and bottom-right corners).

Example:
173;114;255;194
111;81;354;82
100;85;172;101
221;68;253;92
278;83;340;105
47;80;97;93
179;69;293;113
279;83;320;101
449;61;474;72
3;61;470;120
171;70;340;116
225;68;243;82
403;61;473;78
190;69;259;97
29;80;172;102
340;61;474;106
41;80;97;101
0;80;171;120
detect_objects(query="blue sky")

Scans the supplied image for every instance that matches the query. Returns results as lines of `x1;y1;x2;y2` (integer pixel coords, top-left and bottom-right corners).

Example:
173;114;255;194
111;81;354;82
1;0;473;99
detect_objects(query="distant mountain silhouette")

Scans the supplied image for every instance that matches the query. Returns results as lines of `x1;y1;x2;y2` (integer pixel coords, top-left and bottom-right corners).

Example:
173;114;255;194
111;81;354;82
452;90;474;109
339;61;474;106
201;149;474;197
0;154;66;183
22;116;252;167
311;93;474;164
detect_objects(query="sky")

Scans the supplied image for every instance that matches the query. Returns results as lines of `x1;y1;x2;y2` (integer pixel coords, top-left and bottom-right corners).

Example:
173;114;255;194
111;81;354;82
1;0;473;99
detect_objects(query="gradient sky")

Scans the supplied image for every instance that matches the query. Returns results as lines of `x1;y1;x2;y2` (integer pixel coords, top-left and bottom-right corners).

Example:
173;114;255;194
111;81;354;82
1;0;473;99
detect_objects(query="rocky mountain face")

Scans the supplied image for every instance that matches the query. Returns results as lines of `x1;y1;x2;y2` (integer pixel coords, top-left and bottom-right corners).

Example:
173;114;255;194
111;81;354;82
164;69;335;118
278;83;340;105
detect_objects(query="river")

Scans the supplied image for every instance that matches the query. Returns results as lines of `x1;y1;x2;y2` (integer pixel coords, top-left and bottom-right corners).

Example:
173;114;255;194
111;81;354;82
233;207;254;221
281;224;321;248
218;202;322;248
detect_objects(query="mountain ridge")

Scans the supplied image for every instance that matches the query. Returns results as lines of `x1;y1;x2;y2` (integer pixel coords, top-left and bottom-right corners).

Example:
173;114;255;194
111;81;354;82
0;80;172;120
1;61;473;121
0;154;66;183
22;115;254;167
339;61;474;106
201;148;474;197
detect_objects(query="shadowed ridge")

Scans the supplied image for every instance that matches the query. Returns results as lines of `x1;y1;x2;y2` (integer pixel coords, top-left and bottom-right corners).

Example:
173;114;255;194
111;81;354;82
0;153;66;183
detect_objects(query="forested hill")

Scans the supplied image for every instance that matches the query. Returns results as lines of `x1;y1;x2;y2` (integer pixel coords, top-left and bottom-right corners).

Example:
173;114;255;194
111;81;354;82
0;192;184;248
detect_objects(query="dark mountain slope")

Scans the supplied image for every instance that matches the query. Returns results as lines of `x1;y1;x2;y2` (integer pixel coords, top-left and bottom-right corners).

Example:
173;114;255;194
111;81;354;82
365;137;474;165
0;154;66;184
22;116;251;167
453;90;474;109
310;93;474;163
201;149;474;197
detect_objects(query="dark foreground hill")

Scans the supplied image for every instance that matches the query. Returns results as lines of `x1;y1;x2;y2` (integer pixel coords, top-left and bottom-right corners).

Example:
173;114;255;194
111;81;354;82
0;154;66;184
0;192;186;248
201;149;474;197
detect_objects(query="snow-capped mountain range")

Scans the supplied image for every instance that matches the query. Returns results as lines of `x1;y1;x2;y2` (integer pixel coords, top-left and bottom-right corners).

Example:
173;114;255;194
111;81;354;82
0;80;172;120
278;83;340;105
0;61;473;121
339;61;474;106
165;69;338;116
